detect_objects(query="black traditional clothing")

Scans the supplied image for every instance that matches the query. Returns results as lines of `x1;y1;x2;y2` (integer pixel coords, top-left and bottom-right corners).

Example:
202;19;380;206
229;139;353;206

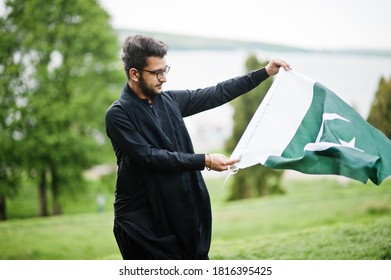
105;67;269;259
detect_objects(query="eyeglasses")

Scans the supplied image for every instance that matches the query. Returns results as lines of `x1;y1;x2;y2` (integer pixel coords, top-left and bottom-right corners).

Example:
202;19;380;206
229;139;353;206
142;65;170;80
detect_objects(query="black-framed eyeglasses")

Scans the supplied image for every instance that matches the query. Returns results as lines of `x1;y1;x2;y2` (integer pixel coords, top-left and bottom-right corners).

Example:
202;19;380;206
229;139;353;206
142;65;170;80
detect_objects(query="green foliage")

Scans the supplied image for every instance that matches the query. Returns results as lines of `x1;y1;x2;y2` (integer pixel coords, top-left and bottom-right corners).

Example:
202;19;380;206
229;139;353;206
0;7;24;217
225;55;283;200
367;76;391;139
0;0;123;217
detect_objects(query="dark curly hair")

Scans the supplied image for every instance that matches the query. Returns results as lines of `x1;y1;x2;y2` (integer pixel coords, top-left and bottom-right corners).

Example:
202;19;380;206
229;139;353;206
121;35;169;80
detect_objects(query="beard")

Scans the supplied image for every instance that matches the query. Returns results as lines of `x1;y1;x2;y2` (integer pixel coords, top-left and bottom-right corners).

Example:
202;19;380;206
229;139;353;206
139;75;161;99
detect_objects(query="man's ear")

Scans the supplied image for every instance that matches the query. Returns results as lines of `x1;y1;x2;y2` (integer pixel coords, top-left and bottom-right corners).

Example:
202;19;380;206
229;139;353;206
129;68;139;82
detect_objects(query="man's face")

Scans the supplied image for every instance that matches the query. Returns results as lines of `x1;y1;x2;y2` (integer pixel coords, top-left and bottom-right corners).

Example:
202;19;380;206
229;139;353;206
139;56;169;99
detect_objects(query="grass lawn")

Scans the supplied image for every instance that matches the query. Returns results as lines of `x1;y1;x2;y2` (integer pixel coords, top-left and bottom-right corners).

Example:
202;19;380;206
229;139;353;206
0;175;390;259
208;175;391;259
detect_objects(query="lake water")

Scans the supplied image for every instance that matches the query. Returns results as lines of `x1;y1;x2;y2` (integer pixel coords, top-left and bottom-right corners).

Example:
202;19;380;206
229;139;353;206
163;50;391;152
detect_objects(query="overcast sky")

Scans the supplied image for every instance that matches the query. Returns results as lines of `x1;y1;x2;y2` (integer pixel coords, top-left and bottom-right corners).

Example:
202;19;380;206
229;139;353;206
99;0;391;50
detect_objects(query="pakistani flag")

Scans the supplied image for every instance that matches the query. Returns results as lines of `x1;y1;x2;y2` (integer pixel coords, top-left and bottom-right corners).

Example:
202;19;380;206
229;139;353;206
230;69;391;185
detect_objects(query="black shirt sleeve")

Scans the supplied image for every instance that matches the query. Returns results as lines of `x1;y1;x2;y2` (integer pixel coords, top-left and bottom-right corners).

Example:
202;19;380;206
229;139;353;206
168;67;269;117
106;103;205;172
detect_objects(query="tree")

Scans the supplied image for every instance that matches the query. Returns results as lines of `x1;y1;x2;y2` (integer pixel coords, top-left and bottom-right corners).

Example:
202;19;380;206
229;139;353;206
0;9;25;220
367;76;391;139
0;0;123;218
225;54;284;200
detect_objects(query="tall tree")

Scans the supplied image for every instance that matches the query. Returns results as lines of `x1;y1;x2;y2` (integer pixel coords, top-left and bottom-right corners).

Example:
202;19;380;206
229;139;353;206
225;54;284;200
367;76;391;139
0;0;122;217
0;8;25;220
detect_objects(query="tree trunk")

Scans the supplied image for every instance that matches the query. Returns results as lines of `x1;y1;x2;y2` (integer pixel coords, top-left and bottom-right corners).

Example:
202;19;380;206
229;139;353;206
0;195;6;220
52;189;62;215
39;170;49;217
51;168;62;215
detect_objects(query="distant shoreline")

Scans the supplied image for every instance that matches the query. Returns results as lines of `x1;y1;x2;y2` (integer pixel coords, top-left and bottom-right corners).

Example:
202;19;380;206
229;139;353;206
116;28;391;57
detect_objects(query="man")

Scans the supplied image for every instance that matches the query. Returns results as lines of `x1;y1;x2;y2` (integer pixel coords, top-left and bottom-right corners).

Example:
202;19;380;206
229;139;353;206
105;35;291;259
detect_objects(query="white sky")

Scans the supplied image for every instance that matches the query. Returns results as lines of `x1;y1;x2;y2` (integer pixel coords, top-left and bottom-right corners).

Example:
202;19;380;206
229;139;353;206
99;0;391;50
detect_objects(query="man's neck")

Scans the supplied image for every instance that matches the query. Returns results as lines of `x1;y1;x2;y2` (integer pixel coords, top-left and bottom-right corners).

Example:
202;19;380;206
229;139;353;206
128;81;153;103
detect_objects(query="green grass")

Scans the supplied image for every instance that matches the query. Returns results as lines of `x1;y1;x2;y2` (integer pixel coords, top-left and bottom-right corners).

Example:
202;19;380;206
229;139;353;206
0;213;120;260
208;175;391;259
1;175;390;259
211;217;391;259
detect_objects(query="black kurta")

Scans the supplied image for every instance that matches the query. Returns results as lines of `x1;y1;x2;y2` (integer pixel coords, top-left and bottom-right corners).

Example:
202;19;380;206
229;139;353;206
105;67;269;259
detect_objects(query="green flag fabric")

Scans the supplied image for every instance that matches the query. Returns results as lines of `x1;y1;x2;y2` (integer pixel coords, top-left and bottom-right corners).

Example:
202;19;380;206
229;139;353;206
230;69;391;185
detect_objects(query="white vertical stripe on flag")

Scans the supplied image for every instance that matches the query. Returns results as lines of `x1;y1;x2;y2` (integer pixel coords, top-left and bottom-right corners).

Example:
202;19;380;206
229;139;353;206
231;69;316;169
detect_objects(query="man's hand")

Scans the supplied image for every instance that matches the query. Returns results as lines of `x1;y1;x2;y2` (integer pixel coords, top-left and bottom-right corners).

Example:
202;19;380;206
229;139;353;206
265;58;292;76
205;153;240;172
